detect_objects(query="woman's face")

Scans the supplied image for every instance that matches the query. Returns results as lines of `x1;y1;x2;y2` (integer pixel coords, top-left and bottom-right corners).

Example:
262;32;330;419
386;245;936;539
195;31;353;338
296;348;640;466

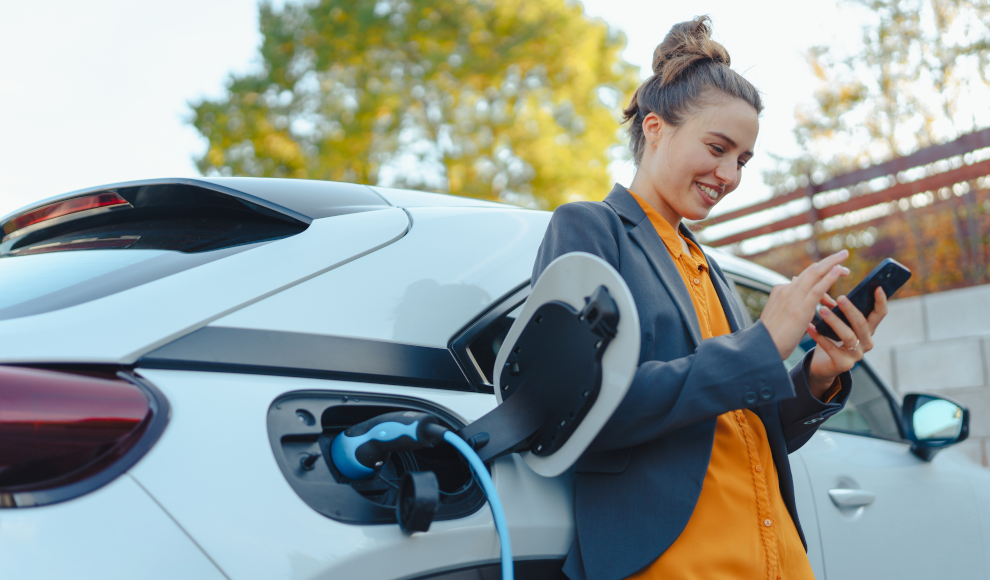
638;97;759;224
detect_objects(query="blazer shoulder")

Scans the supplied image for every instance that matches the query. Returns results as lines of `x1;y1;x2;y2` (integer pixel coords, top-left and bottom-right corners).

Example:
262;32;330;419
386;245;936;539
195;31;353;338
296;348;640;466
535;201;623;280
552;200;619;223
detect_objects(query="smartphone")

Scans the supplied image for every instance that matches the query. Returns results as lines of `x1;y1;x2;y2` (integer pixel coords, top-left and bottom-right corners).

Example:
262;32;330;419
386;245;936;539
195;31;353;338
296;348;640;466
813;258;912;341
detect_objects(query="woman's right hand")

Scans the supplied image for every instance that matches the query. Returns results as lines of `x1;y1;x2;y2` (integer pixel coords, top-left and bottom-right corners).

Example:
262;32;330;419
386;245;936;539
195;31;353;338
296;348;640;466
760;250;850;361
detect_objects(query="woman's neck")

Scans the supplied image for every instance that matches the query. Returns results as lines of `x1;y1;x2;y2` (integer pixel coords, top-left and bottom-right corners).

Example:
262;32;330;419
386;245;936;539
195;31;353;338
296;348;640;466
628;172;682;230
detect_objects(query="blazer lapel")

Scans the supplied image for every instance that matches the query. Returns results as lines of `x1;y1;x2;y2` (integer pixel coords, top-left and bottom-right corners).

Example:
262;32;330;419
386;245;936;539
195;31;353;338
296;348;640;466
604;185;704;349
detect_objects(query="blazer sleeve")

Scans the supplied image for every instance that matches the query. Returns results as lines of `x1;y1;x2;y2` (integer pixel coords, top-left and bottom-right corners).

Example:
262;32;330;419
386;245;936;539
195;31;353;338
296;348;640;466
534;202;800;453
779;348;852;453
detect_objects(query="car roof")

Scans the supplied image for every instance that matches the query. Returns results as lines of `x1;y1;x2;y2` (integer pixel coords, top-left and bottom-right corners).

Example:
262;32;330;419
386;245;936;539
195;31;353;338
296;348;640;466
1;178;512;228
368;186;513;209
703;245;789;287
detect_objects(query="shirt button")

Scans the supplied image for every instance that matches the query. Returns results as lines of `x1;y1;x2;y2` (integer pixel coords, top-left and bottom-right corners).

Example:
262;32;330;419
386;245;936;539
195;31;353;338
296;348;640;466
693;278;700;284
755;465;762;472
764;519;773;527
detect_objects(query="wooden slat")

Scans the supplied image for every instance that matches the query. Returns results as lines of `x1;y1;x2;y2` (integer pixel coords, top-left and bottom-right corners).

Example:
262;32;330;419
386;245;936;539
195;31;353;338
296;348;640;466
704;158;990;246
697;127;990;227
701;187;809;226
816;128;990;193
818;158;990;218
707;213;812;247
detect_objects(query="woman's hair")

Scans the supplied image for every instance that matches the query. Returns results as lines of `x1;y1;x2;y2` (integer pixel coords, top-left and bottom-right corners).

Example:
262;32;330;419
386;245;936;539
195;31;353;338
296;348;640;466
622;16;763;165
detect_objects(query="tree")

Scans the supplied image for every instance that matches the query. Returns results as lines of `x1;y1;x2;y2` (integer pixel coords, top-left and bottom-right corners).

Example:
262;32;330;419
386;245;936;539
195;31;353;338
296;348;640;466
763;0;990;191
190;0;639;208
749;0;990;294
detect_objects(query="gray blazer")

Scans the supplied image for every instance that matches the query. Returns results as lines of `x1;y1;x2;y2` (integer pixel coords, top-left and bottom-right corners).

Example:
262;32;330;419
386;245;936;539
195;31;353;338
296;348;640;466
533;184;850;580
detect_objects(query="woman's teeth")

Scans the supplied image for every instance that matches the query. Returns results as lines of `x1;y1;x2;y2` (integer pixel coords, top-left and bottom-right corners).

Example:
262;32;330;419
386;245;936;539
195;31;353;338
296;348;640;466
698;183;719;200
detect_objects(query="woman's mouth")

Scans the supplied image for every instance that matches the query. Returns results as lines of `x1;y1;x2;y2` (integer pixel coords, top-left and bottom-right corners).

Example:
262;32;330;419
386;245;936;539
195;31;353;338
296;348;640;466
696;182;720;204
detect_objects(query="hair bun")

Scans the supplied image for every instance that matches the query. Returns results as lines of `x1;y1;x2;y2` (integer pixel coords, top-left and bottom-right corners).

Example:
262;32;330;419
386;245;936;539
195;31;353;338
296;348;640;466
652;15;730;85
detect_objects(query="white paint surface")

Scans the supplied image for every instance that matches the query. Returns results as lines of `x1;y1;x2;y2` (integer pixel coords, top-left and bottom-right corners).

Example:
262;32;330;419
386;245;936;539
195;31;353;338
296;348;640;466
129;369;573;580
0;209;409;363
214;207;549;347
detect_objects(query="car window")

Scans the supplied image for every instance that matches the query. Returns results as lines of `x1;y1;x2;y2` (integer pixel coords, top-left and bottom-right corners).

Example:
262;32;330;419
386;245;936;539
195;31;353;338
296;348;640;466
731;280;902;441
449;285;530;393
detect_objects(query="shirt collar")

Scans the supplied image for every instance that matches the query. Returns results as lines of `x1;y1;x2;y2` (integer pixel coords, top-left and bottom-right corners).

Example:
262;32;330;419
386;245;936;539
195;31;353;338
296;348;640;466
627;189;689;259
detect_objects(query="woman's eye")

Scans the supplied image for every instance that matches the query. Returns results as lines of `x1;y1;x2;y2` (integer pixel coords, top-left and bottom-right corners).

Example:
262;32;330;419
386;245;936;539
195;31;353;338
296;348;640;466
738;159;748;168
709;144;725;154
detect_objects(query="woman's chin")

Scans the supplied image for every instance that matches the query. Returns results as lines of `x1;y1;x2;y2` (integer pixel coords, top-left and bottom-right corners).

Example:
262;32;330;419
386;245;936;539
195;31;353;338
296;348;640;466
683;206;712;222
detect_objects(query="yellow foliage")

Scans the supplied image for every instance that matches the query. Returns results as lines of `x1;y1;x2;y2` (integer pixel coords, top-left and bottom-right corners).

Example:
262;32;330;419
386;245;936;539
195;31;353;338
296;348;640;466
190;0;640;206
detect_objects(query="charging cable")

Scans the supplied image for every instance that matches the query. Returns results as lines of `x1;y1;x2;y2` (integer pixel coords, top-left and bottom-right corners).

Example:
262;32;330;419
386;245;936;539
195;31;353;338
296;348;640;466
442;430;513;580
330;411;513;580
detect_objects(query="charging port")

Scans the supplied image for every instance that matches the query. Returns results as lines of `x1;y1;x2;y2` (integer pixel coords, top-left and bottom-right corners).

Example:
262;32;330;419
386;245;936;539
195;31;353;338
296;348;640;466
267;391;486;524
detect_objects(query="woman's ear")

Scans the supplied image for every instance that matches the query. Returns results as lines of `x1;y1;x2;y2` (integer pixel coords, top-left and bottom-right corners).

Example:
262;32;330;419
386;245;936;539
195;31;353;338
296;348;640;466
641;112;664;150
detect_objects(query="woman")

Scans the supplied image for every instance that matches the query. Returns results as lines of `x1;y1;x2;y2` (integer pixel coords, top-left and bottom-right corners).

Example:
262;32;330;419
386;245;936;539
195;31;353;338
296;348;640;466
533;17;888;580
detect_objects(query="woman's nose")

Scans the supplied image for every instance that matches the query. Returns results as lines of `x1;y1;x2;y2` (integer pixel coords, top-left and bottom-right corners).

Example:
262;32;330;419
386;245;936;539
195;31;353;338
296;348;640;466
713;159;737;184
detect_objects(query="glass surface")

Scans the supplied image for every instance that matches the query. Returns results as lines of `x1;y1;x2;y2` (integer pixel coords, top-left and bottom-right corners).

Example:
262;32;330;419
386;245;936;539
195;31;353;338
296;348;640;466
0;250;166;311
823;364;901;440
732;282;902;441
913;397;964;440
735;283;769;325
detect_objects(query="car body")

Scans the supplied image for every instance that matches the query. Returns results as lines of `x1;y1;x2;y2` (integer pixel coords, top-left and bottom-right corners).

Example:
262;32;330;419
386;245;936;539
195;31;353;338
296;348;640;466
1;178;987;579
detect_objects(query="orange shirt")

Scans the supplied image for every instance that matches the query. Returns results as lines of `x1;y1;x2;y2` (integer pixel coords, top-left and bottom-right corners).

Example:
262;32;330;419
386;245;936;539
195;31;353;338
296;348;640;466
626;191;814;580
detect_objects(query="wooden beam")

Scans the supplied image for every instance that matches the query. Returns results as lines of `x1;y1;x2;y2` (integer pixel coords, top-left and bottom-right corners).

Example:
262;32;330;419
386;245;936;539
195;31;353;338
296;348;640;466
707;213;811;247
704;158;990;246
697;127;990;228
818;158;990;218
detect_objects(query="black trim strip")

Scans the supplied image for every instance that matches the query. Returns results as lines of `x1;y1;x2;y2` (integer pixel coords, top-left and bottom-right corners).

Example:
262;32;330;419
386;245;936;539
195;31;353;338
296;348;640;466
139;327;473;392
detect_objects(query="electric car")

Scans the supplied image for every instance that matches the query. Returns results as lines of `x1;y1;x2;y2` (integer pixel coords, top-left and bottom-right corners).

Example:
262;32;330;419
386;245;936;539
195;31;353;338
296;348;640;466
1;177;987;580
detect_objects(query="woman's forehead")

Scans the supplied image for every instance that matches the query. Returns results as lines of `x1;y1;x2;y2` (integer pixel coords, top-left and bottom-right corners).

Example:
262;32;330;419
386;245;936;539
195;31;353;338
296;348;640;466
688;99;759;150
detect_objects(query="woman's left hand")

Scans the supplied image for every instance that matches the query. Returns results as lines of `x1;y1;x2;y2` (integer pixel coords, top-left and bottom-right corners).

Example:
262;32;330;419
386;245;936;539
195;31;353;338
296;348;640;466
805;286;888;399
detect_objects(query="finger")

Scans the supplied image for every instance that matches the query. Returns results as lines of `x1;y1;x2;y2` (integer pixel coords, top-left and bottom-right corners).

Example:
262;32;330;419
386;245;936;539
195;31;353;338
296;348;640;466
794;252;850;295
808;264;847;305
866;287;888;332
819;302;859;348
796;250;849;284
820;292;837;308
807;323;857;367
836;295;873;351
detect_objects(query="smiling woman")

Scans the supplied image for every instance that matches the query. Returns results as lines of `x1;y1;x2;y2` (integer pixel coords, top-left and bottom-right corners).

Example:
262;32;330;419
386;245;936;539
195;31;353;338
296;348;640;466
533;15;890;580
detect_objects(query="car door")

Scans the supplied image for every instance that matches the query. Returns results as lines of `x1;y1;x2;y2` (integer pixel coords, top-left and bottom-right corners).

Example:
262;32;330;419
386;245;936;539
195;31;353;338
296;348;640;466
731;278;986;580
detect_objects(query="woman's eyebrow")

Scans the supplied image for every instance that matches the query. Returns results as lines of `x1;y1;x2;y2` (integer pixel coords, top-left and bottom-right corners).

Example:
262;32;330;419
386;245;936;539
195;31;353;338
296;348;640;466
707;131;753;156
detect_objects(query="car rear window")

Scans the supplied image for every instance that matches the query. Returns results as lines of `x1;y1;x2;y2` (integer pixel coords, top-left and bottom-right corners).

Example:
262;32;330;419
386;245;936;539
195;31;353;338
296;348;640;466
0;183;310;320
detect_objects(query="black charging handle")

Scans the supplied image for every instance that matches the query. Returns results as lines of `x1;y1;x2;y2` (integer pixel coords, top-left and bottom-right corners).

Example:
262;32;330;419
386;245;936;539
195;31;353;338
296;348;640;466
397;471;440;533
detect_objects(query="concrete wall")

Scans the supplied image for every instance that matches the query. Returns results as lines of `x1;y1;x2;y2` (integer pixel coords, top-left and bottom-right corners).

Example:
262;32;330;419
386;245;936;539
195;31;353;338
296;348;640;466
866;283;990;467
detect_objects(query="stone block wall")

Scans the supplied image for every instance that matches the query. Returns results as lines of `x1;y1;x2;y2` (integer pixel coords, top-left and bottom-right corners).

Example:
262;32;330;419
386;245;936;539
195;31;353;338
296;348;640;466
865;283;990;467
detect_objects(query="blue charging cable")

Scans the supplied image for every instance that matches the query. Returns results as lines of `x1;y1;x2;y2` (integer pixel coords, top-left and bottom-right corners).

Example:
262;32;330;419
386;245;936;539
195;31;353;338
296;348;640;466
442;430;513;580
329;411;513;580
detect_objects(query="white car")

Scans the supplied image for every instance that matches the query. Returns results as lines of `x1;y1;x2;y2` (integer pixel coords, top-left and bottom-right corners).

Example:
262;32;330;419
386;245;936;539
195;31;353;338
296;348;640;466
1;178;987;579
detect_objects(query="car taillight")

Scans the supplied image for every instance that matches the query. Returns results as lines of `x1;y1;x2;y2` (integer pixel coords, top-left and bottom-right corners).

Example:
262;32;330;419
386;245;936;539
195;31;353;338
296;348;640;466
0;366;166;507
1;191;130;238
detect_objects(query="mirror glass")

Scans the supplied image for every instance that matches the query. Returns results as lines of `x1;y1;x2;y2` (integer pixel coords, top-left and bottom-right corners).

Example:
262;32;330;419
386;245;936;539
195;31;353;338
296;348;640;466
912;397;964;441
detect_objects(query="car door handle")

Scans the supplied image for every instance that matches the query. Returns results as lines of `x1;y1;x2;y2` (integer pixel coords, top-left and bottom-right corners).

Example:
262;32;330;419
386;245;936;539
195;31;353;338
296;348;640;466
828;488;877;508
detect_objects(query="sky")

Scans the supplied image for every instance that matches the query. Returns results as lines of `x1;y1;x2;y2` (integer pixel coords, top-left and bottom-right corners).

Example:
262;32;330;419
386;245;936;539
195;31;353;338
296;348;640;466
0;0;863;223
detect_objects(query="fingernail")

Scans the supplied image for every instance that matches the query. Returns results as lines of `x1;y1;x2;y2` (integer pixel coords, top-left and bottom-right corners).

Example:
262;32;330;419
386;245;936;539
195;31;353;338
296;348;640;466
840;267;850;275
838;296;847;304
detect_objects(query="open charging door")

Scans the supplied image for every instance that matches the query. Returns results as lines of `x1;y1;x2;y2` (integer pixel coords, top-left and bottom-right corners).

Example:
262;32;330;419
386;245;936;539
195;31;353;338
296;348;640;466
458;252;640;477
326;252;641;576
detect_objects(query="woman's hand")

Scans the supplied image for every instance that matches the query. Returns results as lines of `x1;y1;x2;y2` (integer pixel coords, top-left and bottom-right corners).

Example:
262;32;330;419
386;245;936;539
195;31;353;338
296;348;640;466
760;250;851;362
805;286;889;398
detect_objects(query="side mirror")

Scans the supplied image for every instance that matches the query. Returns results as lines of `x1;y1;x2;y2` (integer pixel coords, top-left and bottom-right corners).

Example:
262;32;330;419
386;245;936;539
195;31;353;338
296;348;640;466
902;393;969;461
